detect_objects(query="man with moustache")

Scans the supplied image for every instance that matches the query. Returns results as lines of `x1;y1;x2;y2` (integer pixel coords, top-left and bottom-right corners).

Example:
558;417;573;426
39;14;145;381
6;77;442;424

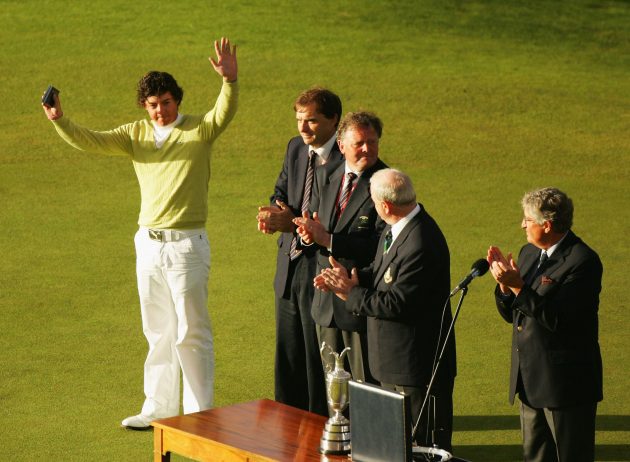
294;111;387;382
256;88;343;415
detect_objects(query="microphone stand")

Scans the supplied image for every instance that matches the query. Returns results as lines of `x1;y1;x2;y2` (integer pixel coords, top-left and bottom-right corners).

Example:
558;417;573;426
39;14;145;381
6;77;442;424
411;287;468;461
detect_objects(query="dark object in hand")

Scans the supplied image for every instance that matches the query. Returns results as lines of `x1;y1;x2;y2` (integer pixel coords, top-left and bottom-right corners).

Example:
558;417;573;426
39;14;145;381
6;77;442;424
42;85;60;107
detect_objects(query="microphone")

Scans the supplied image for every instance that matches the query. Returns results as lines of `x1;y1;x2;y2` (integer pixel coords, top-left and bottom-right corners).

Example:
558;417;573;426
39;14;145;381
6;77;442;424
450;258;490;296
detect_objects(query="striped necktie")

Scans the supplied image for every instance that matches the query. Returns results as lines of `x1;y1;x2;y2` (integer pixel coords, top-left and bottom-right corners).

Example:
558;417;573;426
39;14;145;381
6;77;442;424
290;151;316;260
336;172;357;219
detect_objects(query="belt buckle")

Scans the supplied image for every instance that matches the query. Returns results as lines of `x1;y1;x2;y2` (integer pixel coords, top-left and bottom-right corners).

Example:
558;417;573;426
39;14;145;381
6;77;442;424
148;229;163;242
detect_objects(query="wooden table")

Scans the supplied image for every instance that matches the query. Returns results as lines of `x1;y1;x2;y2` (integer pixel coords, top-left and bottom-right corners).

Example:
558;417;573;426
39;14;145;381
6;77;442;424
152;399;349;461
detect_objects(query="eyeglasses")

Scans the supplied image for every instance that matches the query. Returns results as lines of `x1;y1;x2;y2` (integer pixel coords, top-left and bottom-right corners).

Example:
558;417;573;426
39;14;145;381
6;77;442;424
522;217;553;228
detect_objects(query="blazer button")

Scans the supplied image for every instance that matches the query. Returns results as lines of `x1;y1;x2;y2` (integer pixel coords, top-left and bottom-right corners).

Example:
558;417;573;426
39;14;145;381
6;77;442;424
517;325;523;332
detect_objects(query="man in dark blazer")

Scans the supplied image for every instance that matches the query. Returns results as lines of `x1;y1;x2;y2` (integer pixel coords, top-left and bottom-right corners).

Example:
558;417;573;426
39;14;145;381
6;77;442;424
256;88;344;415
487;187;603;462
314;168;456;451
294;111;387;382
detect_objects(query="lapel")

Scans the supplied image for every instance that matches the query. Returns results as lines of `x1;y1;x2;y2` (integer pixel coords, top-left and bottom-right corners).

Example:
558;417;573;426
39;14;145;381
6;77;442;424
334;172;370;231
373;209;422;285
327;143;343;165
520;246;541;286
321;164;345;230
333;160;385;231
372;225;391;280
530;231;578;290
291;144;310;205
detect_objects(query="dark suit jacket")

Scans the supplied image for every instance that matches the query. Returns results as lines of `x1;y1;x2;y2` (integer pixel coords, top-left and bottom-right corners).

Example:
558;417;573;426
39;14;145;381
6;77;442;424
271;136;343;297
345;205;456;386
309;159;388;331
495;230;603;408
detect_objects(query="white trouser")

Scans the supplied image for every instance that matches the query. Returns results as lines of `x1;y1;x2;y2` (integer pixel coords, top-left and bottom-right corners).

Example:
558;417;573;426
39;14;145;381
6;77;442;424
134;227;213;418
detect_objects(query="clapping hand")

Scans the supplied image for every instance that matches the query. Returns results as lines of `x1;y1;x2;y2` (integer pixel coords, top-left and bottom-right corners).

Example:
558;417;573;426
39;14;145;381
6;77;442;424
257;201;295;234
487;246;523;295
314;256;358;301
293;212;330;247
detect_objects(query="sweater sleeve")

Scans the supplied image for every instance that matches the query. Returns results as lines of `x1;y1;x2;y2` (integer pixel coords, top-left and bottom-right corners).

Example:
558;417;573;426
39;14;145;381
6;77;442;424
51;117;134;157
200;80;239;141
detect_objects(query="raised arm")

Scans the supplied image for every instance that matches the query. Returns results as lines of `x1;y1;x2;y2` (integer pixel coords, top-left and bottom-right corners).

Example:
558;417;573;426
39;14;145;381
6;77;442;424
41;87;133;156
202;37;239;139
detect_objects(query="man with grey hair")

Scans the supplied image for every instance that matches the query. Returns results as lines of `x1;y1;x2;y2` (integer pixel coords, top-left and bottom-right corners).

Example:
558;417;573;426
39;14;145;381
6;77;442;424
315;168;456;451
294;111;388;384
487;187;603;462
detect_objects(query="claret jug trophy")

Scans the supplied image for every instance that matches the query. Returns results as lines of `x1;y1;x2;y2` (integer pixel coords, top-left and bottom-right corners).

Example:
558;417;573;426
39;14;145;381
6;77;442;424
319;342;352;455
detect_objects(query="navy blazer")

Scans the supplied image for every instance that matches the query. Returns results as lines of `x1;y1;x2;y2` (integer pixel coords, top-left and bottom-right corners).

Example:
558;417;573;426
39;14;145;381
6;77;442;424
271;136;343;296
495;230;603;408
309;159;388;331
346;206;456;386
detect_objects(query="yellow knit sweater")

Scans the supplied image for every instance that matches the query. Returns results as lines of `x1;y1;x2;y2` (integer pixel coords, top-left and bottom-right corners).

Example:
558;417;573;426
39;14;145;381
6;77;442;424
52;81;238;229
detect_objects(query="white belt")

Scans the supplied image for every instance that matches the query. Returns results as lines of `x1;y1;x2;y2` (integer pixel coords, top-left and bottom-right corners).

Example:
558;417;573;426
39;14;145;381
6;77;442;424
142;228;205;243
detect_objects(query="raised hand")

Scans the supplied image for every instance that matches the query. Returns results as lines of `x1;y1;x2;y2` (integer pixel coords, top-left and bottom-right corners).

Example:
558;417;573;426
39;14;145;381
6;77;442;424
41;91;63;121
209;37;238;82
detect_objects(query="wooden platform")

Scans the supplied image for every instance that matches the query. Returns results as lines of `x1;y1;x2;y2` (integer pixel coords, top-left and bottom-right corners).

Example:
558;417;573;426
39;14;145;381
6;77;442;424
152;399;349;461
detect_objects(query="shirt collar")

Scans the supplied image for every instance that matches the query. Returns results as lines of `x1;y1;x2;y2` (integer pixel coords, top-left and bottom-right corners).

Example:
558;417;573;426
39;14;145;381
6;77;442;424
390;204;421;242
344;163;364;178
152;113;183;133
544;231;568;258
309;133;337;164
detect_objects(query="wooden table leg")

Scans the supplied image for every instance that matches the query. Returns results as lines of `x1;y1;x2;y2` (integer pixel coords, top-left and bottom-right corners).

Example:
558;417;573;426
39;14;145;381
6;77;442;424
153;427;171;462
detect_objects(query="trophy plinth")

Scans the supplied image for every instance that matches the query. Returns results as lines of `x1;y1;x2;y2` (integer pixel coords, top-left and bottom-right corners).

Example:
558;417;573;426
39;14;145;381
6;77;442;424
319;343;352;455
319;420;351;454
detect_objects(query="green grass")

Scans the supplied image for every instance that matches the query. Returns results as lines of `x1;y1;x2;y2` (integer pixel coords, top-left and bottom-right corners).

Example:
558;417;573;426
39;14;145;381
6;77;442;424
1;1;629;460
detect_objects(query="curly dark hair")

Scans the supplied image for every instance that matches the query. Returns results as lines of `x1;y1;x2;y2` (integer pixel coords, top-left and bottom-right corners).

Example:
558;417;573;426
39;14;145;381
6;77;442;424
136;71;184;107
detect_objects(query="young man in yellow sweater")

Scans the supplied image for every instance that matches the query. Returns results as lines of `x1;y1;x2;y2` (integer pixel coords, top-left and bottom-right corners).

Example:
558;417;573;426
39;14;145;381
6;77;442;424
42;37;238;429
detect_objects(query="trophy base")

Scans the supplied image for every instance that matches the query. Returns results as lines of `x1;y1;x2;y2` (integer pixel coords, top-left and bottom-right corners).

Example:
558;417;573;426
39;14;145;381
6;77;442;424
319;421;351;455
319;438;351;455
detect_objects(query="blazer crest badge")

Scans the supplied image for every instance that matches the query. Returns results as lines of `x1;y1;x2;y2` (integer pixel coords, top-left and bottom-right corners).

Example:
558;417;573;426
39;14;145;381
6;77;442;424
384;267;393;284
